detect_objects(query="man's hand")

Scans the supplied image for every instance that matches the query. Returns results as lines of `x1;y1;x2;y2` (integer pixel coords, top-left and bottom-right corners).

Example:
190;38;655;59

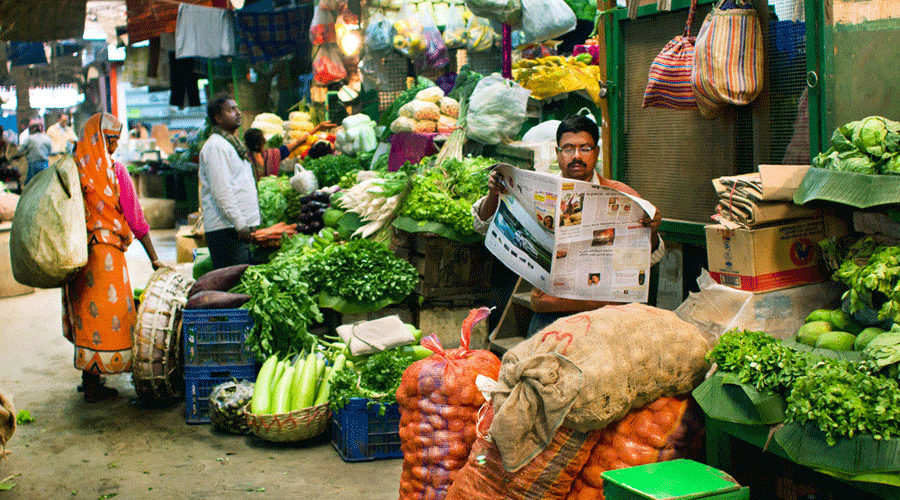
237;227;253;241
487;170;508;196
640;210;663;250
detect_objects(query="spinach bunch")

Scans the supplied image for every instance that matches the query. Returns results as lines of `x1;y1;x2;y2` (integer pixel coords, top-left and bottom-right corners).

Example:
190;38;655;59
303;154;362;188
301;239;418;304
833;239;900;321
708;329;808;395
237;254;323;361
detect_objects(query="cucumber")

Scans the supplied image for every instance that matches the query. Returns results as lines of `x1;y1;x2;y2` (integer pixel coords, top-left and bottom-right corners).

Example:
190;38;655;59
272;366;295;414
250;355;279;414
294;353;319;410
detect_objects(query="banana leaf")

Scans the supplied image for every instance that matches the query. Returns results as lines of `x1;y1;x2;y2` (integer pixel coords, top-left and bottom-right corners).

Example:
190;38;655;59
794;168;900;208
815;467;900;488
780;338;864;363
391;215;484;244
317;291;408;315
775;421;900;475
692;371;786;426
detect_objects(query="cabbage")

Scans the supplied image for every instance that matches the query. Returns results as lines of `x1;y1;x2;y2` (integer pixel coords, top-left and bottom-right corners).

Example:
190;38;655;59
850;116;900;158
883;153;900;175
838;151;878;174
812;149;839;170
831;127;854;153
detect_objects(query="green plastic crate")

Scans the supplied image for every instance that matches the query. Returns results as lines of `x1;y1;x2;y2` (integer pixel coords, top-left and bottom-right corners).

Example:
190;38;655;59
601;459;749;500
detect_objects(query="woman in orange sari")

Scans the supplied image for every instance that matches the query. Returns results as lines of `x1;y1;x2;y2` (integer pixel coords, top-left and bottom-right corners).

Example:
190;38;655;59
62;113;159;402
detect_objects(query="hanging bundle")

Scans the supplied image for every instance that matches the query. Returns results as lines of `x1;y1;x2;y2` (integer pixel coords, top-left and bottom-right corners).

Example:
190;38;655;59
642;0;698;110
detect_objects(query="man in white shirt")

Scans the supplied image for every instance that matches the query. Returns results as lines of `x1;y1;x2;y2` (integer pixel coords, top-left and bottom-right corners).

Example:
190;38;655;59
198;94;260;269
46;113;77;155
12;121;53;185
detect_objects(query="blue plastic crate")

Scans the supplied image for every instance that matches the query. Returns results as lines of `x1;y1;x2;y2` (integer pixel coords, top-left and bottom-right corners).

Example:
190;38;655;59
185;364;257;424
183;309;254;366
331;398;403;461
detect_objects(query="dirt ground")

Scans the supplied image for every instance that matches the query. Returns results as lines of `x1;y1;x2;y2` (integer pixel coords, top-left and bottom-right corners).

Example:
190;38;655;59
0;230;402;499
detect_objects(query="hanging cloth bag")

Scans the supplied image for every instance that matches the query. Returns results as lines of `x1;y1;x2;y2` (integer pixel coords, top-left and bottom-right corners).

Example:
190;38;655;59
642;0;698;110
691;0;765;118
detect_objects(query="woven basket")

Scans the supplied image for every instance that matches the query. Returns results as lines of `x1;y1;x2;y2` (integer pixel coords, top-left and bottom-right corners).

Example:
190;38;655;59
244;403;332;442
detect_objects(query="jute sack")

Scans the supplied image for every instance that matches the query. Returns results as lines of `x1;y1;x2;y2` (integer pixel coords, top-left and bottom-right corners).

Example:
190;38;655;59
490;303;710;471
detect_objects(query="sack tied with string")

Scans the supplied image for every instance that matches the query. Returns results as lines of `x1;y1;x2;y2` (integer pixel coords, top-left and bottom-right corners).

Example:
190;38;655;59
642;0;698;110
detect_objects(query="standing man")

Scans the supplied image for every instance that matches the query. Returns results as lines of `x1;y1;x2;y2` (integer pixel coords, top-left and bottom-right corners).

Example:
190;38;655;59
12;120;52;185
46;113;78;156
472;115;665;333
198;93;260;269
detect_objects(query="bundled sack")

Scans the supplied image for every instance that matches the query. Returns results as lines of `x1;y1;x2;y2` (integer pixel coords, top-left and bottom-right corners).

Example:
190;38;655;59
10;156;88;288
337;315;415;357
446;402;601;500
642;0;698;110
565;396;705;500
397;308;501;500
466;74;531;145
313;43;347;84
690;0;764;118
490;303;710;471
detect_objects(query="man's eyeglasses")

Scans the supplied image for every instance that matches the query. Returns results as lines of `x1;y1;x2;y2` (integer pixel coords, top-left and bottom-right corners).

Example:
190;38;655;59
556;145;597;155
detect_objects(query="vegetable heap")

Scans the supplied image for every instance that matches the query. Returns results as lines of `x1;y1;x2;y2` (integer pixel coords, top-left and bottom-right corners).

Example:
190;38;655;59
257;176;293;228
303;154;362;188
328;348;423;412
337;170;409;238
708;329;900;445
400;155;493;237
832;238;900;322
300;239;418;308
813;116;900;175
236;253;323;361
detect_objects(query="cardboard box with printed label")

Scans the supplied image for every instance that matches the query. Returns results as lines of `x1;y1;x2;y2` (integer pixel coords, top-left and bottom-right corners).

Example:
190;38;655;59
705;218;826;293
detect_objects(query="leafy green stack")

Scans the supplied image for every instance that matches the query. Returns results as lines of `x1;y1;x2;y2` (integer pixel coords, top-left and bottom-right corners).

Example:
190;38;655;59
257;176;294;228
399;155;493;239
300;238;419;312
813;116;900;175
303;155;363;188
708;329;900;445
831;238;900;322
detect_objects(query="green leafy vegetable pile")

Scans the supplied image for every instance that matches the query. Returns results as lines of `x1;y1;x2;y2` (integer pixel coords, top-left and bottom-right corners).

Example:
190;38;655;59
832;238;900;322
257;176;293;227
235;254;323;361
400;155;492;237
708;329;900;445
300;239;418;306
813;116;900;175
302;154;362;188
329;350;410;412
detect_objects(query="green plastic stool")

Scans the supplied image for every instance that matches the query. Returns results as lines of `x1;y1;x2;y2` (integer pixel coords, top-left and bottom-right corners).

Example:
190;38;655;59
601;459;750;500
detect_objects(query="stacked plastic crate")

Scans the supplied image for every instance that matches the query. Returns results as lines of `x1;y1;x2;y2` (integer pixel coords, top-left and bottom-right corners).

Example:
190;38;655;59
183;309;256;424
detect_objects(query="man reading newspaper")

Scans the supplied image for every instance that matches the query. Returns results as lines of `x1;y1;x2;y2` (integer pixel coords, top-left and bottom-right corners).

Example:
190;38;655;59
472;115;665;335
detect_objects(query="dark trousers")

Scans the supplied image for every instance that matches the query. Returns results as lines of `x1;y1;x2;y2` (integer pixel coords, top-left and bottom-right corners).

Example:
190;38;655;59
205;227;251;270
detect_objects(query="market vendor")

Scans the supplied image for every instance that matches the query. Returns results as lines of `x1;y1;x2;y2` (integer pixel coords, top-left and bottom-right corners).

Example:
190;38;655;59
199;93;261;270
244;121;333;181
472;115;665;334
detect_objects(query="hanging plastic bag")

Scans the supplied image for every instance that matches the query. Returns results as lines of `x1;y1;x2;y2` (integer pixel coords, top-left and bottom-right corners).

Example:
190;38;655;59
466;15;498;52
313;43;348;84
10;156;88;288
520;0;576;44
359;51;388;90
443;0;467;49
365;11;394;57
310;5;338;45
464;0;522;25
392;1;426;59
466;74;531;145
414;10;450;72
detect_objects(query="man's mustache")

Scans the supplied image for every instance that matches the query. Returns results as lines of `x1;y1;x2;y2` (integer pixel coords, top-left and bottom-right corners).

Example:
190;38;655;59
567;160;587;169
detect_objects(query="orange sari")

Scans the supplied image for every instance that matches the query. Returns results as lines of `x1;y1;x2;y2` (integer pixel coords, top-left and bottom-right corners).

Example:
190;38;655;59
62;113;135;374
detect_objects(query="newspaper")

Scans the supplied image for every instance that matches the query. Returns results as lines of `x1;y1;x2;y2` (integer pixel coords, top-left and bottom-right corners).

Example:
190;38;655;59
484;164;657;302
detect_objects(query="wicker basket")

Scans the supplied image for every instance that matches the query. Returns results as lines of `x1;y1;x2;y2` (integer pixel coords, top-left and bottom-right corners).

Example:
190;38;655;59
243;403;332;442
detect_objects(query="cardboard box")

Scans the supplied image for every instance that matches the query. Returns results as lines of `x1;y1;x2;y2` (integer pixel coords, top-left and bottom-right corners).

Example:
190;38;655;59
706;218;826;293
175;225;205;264
757;165;810;201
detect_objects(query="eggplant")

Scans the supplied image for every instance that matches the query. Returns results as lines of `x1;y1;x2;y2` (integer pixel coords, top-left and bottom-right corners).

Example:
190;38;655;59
309;220;324;232
313;191;331;203
297;212;314;223
297;223;311;233
315;207;328;217
299;194;316;204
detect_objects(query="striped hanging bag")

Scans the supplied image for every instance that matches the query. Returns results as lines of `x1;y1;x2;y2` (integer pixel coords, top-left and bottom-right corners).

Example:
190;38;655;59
641;0;699;110
690;0;765;118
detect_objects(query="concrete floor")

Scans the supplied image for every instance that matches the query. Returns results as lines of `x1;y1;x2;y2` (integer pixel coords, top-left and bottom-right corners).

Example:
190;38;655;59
0;229;402;499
